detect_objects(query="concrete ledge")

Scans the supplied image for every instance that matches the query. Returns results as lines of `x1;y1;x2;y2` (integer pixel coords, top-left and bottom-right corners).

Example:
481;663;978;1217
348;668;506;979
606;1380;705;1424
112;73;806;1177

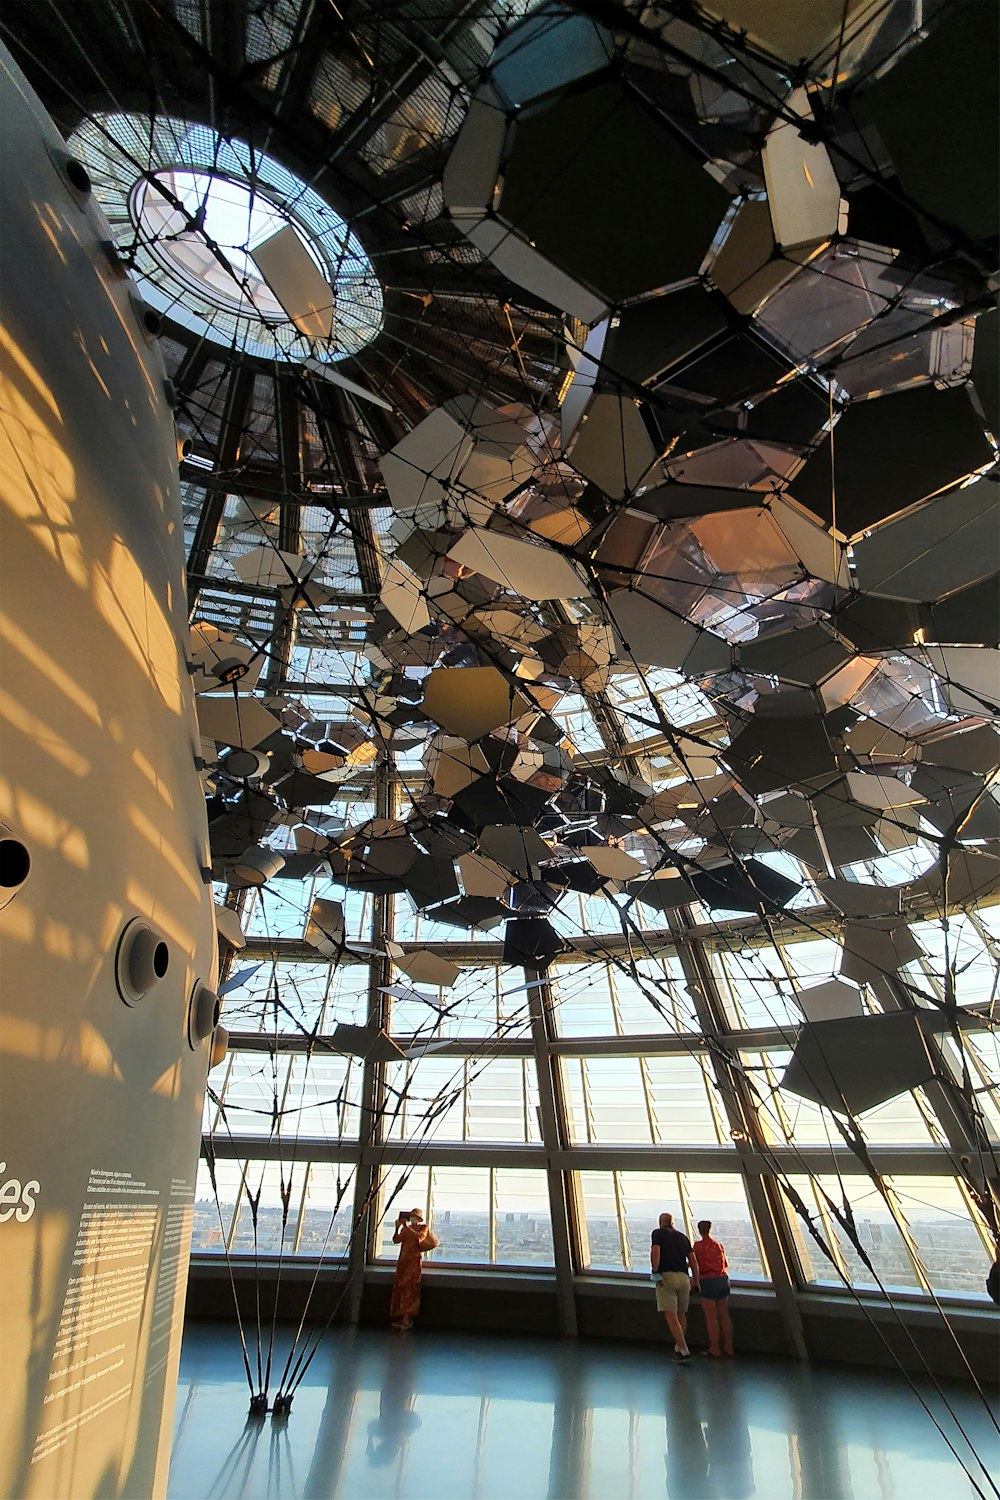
185;1257;997;1380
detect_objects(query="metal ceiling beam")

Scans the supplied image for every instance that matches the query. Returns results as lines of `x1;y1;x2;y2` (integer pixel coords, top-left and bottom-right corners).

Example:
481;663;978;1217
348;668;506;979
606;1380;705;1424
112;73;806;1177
185;573;374;605
140;0;417;231
313;1;492;165
178;464;388;506
207;0;245;76
268;0;328;143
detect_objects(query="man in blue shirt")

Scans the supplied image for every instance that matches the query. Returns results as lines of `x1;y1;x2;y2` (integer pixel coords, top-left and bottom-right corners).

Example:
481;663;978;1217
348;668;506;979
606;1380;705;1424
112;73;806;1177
650;1212;701;1362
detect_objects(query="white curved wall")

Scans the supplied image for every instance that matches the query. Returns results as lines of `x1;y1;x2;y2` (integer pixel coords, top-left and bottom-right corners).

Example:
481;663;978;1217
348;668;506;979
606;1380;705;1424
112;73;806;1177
0;45;217;1500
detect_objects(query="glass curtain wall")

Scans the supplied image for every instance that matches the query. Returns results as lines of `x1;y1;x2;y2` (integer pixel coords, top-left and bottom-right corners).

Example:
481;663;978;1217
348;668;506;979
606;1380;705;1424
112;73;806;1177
196;888;1000;1303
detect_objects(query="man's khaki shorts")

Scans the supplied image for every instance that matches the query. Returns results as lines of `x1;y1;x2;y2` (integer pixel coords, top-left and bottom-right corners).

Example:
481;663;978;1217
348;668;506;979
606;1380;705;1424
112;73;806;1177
655;1271;691;1314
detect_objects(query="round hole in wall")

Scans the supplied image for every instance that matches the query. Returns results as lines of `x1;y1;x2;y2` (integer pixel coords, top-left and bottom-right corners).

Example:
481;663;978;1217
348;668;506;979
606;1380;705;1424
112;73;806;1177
116;918;170;1005
188;981;222;1047
65;158;92;194
0;838;30;889
99;238;127;277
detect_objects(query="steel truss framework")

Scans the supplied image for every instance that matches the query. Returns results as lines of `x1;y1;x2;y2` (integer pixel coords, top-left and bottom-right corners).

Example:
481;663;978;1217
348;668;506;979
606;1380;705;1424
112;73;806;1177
4;0;998;1418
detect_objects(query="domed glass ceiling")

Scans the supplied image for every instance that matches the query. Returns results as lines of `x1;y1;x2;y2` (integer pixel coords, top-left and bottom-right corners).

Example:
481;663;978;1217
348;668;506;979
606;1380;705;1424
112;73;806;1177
135;168;327;320
70;114;384;361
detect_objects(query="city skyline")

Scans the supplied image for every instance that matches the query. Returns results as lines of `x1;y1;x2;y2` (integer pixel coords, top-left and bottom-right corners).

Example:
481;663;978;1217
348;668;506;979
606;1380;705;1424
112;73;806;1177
191;1201;991;1296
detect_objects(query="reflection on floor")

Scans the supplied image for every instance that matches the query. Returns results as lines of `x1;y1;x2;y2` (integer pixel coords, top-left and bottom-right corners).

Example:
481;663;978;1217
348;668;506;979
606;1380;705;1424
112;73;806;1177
169;1323;996;1500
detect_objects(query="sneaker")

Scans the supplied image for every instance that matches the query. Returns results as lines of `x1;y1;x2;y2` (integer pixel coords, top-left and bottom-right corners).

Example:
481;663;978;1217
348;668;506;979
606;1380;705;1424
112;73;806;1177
673;1351;691;1364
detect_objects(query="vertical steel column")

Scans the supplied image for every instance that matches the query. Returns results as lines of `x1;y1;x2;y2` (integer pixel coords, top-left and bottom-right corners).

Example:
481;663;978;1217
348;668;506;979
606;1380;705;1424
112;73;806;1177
186;365;254;611
261;379;303;693
345;764;395;1323
526;969;578;1337
668;914;809;1360
208;0;246;73
314;388;383;598
172;342;211;408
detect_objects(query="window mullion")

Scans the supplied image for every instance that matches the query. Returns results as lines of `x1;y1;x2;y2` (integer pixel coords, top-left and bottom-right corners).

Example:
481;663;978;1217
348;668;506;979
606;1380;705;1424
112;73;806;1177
637;1055;658;1144
667;911;808;1357
527;973;578;1334
880;1179;934;1294
489;1168;497;1264
292;1162;312;1254
612;1170;631;1271
580;1058;596;1146
608;963;625;1037
226;1161;248;1252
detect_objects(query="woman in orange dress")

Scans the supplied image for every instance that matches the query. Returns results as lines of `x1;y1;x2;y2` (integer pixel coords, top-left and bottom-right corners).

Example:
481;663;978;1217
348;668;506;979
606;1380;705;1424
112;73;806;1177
390;1208;437;1329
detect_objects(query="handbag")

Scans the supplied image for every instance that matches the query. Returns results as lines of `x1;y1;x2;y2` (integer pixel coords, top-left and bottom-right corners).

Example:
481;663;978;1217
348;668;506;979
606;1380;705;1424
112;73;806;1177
419;1227;440;1252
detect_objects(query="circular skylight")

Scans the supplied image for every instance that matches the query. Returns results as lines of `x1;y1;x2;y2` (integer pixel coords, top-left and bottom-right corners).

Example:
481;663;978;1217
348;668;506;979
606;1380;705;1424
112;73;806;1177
135;168;329;321
69;114;384;361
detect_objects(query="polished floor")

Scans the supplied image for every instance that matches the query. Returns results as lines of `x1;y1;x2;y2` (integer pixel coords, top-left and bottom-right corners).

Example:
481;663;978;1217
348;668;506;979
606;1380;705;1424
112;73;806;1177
168;1322;997;1500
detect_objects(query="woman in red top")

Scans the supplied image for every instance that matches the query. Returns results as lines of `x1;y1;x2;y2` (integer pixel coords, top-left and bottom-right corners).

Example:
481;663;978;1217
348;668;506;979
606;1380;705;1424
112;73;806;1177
693;1219;733;1357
